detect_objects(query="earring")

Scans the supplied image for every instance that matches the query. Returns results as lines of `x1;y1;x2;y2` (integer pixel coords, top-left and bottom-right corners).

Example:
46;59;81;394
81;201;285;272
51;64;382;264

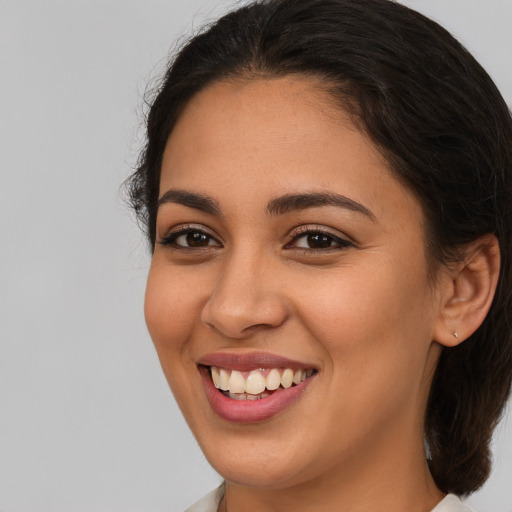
453;331;459;339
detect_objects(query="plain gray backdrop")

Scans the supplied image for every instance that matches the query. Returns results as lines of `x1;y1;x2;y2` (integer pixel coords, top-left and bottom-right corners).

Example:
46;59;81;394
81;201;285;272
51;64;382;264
1;1;511;511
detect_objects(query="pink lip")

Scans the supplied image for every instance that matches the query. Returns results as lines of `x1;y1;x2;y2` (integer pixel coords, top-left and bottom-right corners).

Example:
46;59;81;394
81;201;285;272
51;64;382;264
198;353;317;423
198;351;316;372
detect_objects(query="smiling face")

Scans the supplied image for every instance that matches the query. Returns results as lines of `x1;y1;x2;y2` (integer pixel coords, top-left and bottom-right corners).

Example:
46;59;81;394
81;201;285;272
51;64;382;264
145;77;445;495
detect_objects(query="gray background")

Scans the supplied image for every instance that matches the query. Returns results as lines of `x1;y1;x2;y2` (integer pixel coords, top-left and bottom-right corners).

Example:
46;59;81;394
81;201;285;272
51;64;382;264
1;1;511;511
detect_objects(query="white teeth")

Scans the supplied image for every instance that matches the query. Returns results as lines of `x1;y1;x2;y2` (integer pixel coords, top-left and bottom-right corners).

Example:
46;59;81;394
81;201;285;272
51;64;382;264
266;368;281;390
211;367;220;388
245;370;266;395
209;365;314;396
281;368;294;388
228;392;247;400
228;370;246;393
219;369;230;391
227;392;270;401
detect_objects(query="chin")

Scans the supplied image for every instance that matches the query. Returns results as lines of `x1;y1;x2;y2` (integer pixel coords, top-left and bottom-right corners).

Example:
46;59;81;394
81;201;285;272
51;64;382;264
204;446;311;489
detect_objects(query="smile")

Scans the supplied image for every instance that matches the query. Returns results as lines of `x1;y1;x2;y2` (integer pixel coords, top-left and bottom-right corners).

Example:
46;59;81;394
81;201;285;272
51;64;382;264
198;352;318;423
210;366;315;400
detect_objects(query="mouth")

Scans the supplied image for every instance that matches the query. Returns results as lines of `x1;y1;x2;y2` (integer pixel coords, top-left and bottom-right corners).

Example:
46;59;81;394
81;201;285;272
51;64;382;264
209;366;315;400
197;352;318;423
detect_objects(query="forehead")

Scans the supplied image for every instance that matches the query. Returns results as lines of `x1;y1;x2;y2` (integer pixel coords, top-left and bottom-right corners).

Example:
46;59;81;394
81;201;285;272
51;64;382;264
160;76;422;227
165;76;357;159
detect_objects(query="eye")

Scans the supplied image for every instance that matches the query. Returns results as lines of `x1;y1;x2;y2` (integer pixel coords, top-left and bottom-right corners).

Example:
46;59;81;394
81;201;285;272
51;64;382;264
286;227;354;251
159;226;222;249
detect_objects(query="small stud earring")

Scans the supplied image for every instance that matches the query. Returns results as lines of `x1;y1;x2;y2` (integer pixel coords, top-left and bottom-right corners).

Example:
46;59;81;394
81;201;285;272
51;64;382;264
453;331;459;339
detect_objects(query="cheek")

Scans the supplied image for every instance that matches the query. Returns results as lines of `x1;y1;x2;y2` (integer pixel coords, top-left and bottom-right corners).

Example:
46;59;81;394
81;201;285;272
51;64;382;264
144;263;203;363
295;258;434;385
144;263;211;420
291;263;435;451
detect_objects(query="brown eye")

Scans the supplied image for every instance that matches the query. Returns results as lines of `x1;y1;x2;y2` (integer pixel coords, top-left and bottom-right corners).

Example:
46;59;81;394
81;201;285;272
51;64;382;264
287;229;353;251
185;232;211;247
306;233;333;249
159;227;222;249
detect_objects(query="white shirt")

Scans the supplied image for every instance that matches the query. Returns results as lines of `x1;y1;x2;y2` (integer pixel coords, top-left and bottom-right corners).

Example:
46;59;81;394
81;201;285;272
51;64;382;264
184;485;475;512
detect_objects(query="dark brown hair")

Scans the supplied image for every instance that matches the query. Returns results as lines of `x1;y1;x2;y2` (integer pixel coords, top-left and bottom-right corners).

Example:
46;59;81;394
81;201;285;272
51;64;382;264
127;0;512;496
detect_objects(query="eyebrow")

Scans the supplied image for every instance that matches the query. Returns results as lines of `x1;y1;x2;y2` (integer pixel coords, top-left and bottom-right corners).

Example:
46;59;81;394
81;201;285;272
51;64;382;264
157;189;375;221
266;192;376;220
157;189;221;216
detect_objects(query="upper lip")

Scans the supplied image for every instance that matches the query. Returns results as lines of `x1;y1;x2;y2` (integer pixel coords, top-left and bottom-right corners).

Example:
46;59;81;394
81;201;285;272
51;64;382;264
197;351;317;372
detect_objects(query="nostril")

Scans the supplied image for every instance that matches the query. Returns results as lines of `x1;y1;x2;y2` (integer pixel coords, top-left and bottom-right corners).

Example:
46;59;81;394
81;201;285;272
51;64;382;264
201;295;289;340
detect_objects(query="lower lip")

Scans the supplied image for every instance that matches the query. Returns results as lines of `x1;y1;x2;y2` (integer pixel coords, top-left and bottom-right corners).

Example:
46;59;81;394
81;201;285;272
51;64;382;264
199;367;315;423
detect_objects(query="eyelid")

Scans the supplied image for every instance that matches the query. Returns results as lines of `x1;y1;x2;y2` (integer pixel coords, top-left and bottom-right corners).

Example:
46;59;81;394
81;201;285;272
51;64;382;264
285;224;356;249
157;222;355;251
158;223;223;247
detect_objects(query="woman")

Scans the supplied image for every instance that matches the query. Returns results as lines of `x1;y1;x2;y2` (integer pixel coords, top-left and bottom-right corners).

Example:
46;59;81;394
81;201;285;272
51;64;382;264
127;0;512;510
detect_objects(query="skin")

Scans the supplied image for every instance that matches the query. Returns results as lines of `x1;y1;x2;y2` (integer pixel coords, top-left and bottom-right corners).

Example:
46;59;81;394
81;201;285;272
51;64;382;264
144;77;494;511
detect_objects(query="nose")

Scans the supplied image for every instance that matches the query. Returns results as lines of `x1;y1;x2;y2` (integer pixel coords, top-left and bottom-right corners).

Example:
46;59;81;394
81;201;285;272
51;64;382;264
201;251;289;339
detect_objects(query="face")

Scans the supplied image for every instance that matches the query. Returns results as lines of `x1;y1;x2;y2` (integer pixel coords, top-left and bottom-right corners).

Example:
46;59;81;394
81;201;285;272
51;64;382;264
145;77;444;490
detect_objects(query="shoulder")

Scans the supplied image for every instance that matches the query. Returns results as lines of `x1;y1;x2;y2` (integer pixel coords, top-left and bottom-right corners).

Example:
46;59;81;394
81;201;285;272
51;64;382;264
184;483;225;512
432;494;478;512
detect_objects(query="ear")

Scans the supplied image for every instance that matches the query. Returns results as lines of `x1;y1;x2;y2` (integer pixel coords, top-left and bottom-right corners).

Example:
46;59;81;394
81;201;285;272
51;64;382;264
433;234;500;347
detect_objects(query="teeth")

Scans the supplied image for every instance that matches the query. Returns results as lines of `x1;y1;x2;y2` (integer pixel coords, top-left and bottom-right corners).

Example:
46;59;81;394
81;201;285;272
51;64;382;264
227;392;270;401
211;367;220;388
228;370;246;393
266;368;281;390
228;392;247;400
210;366;314;396
219;369;229;391
245;370;266;395
281;368;294;388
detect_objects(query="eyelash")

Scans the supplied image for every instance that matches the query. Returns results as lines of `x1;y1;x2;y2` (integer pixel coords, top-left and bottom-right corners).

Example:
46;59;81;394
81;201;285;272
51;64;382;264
158;225;222;250
158;225;354;252
285;226;354;252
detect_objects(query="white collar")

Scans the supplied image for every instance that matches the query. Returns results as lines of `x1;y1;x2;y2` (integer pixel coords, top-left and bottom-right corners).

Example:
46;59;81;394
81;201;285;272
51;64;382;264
184;486;474;512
